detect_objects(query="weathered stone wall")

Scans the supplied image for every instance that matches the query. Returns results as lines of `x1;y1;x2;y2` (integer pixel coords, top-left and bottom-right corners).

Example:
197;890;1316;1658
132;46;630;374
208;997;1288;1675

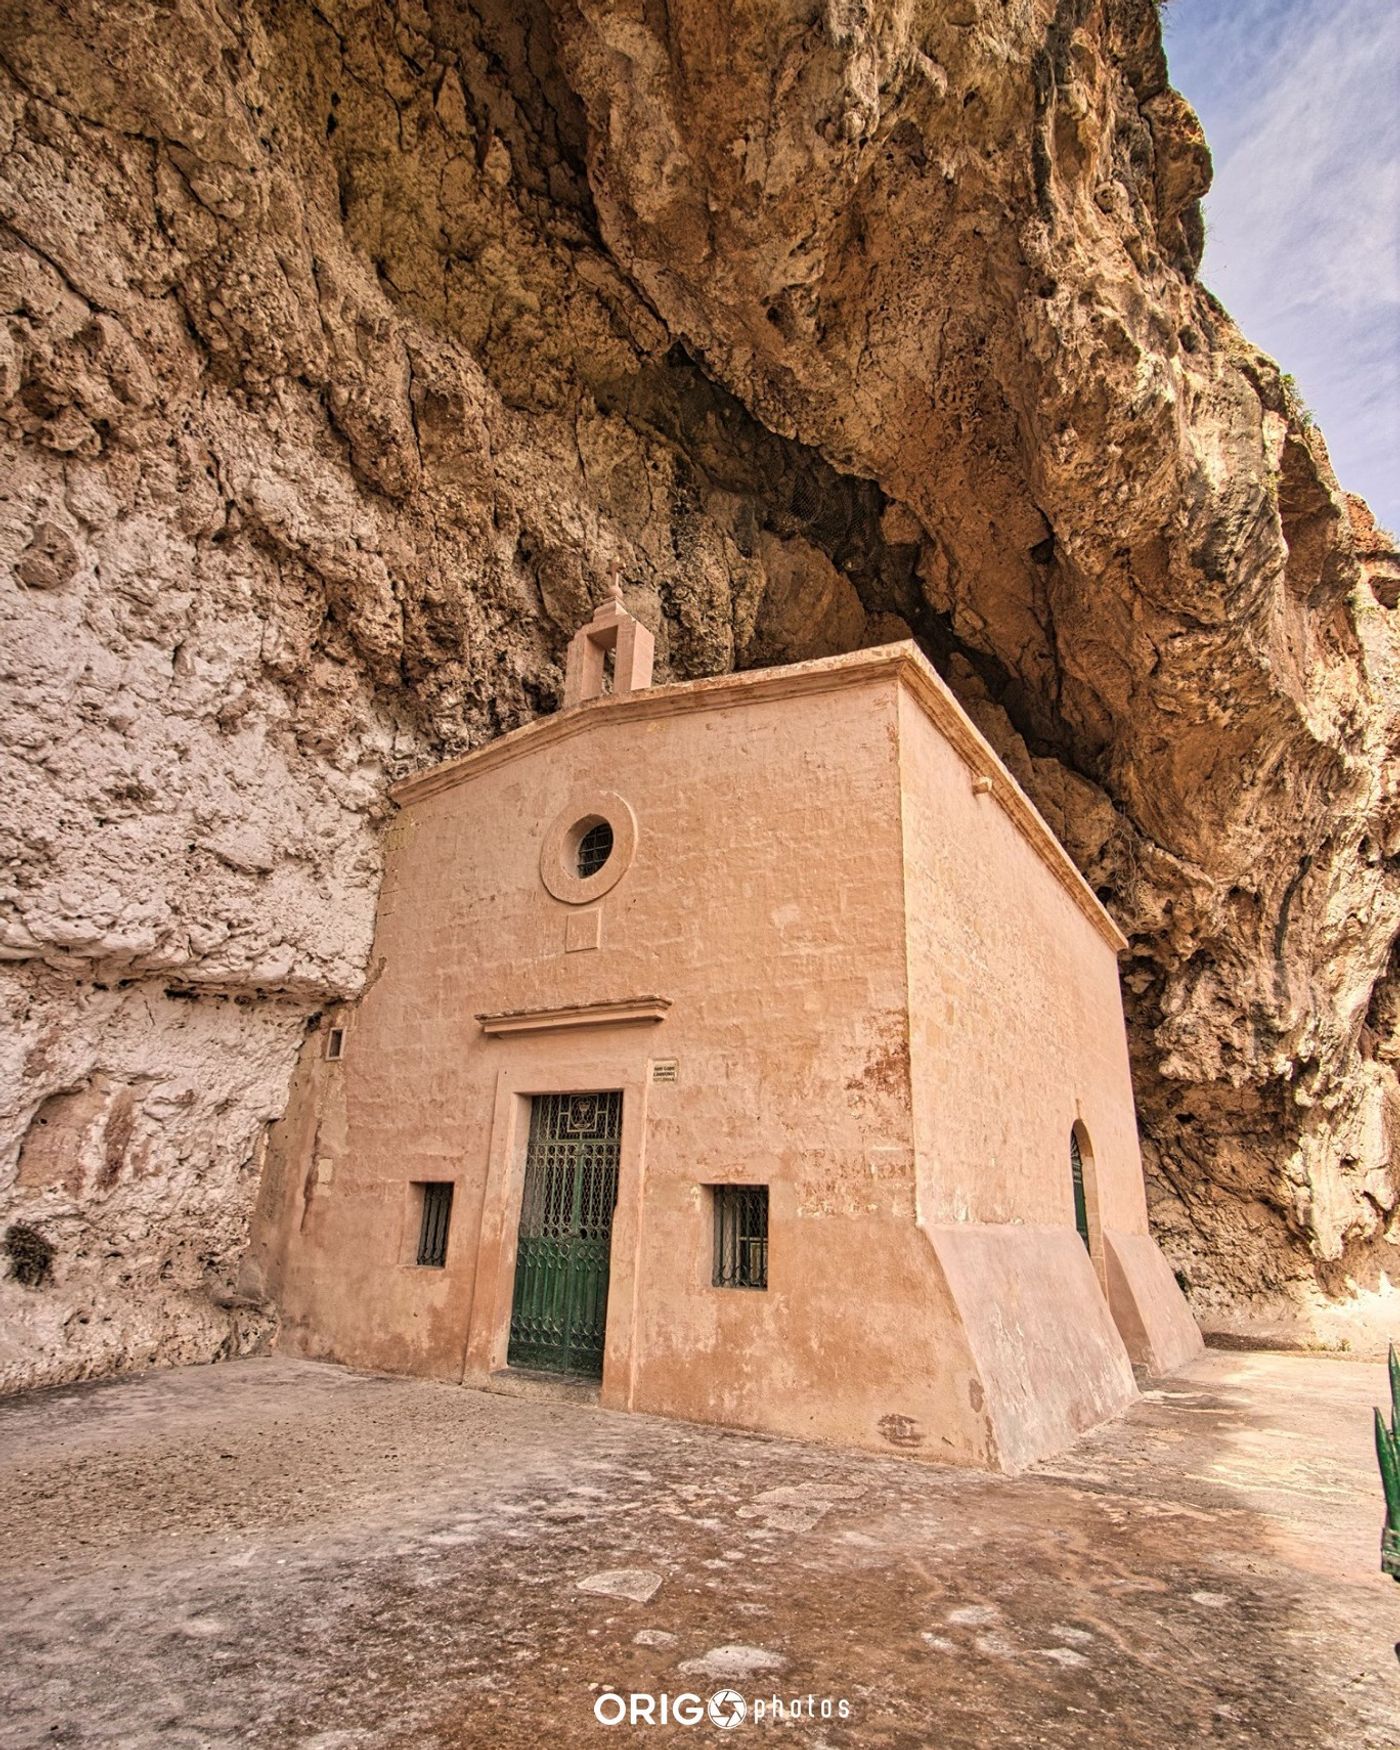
1;0;1395;1388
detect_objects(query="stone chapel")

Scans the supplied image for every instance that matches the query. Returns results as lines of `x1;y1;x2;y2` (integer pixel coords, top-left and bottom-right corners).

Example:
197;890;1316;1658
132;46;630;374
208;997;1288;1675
244;591;1200;1471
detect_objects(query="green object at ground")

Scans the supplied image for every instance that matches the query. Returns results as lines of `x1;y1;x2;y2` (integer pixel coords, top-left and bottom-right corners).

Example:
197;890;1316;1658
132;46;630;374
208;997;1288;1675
1374;1343;1400;1580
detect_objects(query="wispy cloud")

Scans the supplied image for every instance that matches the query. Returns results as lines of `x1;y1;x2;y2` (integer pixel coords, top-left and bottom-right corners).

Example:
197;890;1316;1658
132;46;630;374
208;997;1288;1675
1164;0;1400;527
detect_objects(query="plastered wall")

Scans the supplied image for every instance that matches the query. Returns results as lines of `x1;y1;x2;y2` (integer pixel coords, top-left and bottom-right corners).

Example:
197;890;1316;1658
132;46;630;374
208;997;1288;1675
897;686;1147;1236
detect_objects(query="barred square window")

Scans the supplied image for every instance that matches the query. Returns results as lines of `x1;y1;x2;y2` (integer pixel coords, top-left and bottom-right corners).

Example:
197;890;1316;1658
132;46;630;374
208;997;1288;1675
415;1181;454;1268
711;1184;768;1290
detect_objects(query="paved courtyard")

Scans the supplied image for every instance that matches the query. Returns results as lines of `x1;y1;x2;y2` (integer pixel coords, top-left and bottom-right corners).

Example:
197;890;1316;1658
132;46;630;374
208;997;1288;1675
0;1349;1395;1748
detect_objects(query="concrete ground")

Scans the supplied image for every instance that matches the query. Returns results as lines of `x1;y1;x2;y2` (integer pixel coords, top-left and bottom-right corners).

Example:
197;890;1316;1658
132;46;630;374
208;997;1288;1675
0;1351;1396;1749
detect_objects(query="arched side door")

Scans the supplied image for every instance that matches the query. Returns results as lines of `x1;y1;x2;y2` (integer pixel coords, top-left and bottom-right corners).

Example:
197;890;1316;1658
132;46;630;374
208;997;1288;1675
1069;1120;1106;1291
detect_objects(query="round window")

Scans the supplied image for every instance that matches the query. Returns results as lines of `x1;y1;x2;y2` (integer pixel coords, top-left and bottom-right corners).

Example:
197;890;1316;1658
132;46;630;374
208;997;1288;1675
576;819;614;879
539;790;637;904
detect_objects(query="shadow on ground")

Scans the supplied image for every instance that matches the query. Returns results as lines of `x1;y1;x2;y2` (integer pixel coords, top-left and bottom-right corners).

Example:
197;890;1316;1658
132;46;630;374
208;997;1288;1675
0;1350;1395;1747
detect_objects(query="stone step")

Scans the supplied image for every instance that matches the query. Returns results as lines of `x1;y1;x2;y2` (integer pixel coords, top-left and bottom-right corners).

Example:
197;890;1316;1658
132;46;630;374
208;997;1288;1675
478;1367;601;1407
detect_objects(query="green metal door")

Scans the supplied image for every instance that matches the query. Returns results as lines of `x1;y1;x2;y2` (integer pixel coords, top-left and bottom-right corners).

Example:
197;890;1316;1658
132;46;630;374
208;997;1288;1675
508;1092;622;1377
1070;1129;1091;1251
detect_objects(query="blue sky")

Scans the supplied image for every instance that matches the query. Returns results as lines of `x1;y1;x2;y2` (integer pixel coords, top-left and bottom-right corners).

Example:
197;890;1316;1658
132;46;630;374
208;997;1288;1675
1162;0;1399;531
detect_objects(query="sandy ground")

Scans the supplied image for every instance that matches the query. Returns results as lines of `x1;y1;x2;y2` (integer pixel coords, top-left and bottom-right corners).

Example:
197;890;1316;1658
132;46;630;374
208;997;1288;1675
0;1348;1396;1748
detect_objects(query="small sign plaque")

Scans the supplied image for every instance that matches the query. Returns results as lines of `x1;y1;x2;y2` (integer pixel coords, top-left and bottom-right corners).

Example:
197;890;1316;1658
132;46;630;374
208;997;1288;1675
651;1059;679;1084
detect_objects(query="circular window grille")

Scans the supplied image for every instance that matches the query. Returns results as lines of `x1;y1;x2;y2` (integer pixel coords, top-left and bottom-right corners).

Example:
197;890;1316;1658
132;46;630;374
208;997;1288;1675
576;819;614;879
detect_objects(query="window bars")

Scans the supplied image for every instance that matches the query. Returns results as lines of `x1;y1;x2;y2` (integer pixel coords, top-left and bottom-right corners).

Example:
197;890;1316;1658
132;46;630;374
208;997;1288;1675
416;1181;454;1267
576;819;614;878
712;1184;768;1290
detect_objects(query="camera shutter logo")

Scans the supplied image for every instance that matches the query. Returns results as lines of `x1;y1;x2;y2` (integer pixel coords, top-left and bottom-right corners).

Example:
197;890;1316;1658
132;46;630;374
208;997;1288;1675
707;1689;747;1729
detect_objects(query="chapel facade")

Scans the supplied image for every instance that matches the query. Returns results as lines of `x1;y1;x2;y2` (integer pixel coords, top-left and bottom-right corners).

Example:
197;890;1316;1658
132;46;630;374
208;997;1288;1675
244;593;1200;1471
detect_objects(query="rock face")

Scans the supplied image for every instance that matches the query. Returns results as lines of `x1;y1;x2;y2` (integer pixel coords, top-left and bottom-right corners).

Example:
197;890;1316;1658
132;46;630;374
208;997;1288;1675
0;0;1395;1389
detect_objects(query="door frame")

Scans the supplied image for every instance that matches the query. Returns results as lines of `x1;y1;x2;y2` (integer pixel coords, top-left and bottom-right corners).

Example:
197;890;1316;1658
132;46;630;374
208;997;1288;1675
460;1055;651;1409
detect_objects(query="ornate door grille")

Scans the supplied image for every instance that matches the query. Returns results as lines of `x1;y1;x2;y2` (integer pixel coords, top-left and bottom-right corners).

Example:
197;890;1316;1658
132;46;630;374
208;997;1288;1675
1070;1130;1091;1251
508;1092;622;1377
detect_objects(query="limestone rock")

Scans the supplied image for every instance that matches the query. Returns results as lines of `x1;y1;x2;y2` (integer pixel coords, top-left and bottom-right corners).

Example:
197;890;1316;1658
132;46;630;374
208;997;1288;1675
576;1568;663;1604
677;1645;789;1680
